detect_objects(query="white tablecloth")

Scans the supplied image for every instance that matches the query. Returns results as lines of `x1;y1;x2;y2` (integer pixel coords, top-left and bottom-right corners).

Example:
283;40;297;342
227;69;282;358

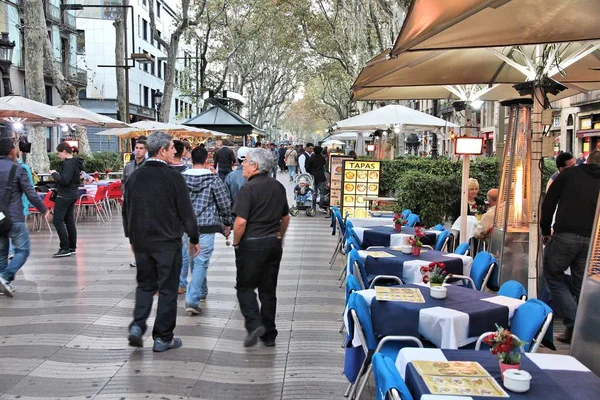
348;217;393;228
346;288;524;349
396;348;591;399
451;216;479;242
353;225;444;248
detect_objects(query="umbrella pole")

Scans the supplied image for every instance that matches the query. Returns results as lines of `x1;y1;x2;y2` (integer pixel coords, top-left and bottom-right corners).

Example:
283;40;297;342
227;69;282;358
460;108;472;244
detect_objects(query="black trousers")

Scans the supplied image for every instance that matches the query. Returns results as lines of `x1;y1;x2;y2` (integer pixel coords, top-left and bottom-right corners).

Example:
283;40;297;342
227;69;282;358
52;196;77;251
235;236;283;341
130;248;182;341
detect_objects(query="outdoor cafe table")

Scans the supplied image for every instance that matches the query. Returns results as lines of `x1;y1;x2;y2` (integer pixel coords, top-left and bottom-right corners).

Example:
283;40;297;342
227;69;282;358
353;225;442;249
348;284;523;349
396;348;600;400
347;217;394;228
350;249;473;285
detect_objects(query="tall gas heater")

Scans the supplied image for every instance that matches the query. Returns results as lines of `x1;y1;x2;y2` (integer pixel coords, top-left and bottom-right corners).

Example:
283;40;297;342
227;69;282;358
490;100;532;289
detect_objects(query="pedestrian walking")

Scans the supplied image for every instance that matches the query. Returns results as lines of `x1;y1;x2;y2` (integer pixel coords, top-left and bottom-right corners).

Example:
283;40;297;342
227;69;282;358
232;148;290;347
0;138;49;297
123;132;200;352
298;143;313;175
278;144;287;172
284;145;297;181
306;146;328;213
224;146;250;206
122;140;147;268
540;150;600;344
268;143;279;178
50;142;84;258
213;142;236;181
183;146;232;315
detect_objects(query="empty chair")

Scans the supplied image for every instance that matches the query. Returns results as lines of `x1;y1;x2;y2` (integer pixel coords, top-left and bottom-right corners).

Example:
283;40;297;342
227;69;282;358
345;292;422;399
330;206;340;235
444;251;496;291
372;353;414;400
76;185;110;223
454;242;470;256
432;223;445;231
498;280;527;300
348;248;402;290
28;191;55;234
434;229;451;252
406;214;420;227
339;236;362;286
340;274;363;334
401;209;412;217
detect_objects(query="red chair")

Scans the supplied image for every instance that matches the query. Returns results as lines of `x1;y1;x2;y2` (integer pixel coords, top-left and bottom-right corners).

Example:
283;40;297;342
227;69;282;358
76;185;109;223
106;181;122;216
28;191;55;234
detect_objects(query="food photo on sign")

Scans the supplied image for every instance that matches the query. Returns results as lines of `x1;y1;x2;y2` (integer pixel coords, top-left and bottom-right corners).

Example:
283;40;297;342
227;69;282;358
341;160;381;218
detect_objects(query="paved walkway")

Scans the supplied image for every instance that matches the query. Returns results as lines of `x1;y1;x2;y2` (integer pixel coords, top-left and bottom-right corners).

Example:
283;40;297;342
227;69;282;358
0;174;349;399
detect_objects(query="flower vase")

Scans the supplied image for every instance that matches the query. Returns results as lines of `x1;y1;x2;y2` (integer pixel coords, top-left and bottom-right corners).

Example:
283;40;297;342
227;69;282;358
412;246;421;256
429;282;443;287
499;362;521;379
394;223;402;232
476;213;483;221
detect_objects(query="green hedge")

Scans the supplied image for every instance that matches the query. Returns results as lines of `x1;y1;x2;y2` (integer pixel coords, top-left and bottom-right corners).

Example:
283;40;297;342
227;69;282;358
49;152;123;172
378;156;557;226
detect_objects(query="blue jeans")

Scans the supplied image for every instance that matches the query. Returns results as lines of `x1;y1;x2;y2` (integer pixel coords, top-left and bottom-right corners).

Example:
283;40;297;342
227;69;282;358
543;232;589;330
0;222;31;282
186;233;216;305
179;233;192;288
288;166;296;180
316;181;326;208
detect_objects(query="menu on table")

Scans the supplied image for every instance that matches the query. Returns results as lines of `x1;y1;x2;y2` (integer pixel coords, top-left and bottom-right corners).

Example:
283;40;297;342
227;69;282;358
375;286;425;303
413;361;508;398
341;160;381;219
329;155;354;209
362;251;396;258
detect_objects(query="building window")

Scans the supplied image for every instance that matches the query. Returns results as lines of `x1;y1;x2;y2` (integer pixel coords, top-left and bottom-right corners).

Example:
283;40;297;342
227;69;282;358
142;19;148;41
175;99;179;115
157;2;161;18
151;89;156;109
150;58;155;75
143;51;149;72
156;30;161;51
163;63;166;79
157;60;162;79
142;0;147;6
139;84;142;105
76;30;85;55
143;86;149;107
137;16;141;38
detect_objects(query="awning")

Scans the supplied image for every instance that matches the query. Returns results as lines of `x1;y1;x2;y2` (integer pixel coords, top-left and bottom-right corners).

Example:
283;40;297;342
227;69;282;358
576;129;600;138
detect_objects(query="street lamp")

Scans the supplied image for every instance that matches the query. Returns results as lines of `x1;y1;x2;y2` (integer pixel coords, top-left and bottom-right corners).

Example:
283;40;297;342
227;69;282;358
153;90;163;121
0;32;15;96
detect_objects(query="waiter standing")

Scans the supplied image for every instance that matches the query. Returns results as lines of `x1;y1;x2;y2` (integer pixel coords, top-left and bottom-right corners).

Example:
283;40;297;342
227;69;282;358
232;148;290;347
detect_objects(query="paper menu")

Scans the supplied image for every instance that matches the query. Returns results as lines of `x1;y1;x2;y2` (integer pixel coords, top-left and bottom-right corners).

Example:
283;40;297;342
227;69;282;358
413;361;489;377
362;251;396;258
375;286;425;303
421;376;508;398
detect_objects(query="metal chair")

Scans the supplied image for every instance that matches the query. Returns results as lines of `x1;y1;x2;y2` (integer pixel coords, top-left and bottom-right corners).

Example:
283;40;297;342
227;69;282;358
434;229;451;252
372;353;414;400
454;242;470;256
444;251;496;291
498;280;527;300
406;214;420;227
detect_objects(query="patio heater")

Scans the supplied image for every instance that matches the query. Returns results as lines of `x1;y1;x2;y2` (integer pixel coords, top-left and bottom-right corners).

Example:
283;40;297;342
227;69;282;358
489;99;532;290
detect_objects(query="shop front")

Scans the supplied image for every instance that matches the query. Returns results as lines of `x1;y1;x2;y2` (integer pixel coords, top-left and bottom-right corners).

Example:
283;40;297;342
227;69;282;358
576;115;600;157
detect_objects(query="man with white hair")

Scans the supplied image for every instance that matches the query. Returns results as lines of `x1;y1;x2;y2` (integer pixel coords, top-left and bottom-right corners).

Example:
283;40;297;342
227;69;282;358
232;148;290;347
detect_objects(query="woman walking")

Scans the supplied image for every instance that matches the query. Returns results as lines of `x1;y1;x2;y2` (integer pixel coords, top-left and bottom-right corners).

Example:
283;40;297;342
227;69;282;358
284;145;297;181
50;143;83;258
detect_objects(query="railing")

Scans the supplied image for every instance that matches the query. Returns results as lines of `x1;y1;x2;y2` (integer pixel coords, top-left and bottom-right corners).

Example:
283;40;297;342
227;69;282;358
45;1;61;23
68;65;88;86
63;12;77;30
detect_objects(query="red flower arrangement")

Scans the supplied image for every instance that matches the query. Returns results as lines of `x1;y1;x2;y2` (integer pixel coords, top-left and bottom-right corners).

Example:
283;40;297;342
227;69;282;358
483;324;525;365
420;262;447;285
407;226;426;248
393;213;407;226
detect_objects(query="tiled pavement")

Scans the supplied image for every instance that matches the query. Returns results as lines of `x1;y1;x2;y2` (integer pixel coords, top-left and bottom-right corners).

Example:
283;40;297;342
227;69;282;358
0;174;352;400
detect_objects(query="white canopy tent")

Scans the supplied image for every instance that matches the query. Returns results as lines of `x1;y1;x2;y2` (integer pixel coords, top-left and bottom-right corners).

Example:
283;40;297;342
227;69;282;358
56;105;129;128
95;121;229;139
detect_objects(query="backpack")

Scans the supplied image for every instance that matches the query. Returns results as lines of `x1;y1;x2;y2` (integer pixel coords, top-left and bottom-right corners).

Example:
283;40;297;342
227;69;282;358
0;165;17;237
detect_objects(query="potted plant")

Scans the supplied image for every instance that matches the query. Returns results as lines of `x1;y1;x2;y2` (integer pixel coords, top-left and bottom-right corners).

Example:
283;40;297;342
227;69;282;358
408;226;426;255
393;212;407;231
473;204;488;221
483;324;526;376
420;262;447;286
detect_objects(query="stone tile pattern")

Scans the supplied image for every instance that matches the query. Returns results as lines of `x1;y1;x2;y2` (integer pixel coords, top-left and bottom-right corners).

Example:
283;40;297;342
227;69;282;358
0;175;348;400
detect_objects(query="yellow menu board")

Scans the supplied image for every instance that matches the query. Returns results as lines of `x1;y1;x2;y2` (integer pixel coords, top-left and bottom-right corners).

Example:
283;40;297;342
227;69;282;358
341;160;381;218
329;155;354;208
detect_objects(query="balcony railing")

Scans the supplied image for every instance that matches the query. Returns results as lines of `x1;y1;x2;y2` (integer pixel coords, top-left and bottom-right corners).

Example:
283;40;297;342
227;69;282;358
63;12;76;31
45;2;61;23
68;65;88;86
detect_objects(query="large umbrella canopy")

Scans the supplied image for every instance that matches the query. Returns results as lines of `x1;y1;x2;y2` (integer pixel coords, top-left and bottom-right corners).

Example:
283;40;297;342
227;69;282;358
322;139;345;146
56;105;130;128
335;104;458;132
0;96;100;126
392;0;600;56
95;120;228;139
0;102;59;122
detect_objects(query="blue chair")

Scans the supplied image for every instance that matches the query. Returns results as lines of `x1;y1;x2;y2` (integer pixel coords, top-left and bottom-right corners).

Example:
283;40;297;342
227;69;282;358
348;248;403;290
406;214;420;227
340;274;363;335
434;230;451;252
372;353;414;400
330;206;340;235
329;208;346;268
444;251;496;291
454;242;470;256
433;223;446;231
475;299;553;354
340;236;363;286
401;209;412;217
345;293;422;399
498;280;527;300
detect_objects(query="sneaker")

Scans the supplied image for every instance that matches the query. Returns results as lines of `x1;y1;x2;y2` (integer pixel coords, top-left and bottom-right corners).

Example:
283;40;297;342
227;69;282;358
53;249;71;258
153;337;182;352
127;324;144;347
0;277;13;298
178;286;187;294
244;325;266;348
185;303;202;315
7;254;13;260
69;248;76;255
130;262;136;268
261;337;276;347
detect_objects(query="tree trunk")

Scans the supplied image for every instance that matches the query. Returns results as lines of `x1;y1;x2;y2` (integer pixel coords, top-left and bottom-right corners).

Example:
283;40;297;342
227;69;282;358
159;35;180;122
114;16;128;123
23;0;50;172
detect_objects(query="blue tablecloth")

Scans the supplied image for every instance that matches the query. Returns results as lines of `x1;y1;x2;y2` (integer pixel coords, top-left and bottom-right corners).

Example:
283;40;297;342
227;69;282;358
371;284;509;339
361;226;436;249
365;250;464;284
405;350;600;400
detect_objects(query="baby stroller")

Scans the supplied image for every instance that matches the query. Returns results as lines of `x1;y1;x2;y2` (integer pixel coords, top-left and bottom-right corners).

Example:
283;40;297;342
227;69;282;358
290;173;316;217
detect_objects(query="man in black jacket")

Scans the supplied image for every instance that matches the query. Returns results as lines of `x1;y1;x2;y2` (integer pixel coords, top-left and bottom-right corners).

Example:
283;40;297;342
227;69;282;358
541;150;600;344
123;131;200;352
306;146;327;213
213;143;236;181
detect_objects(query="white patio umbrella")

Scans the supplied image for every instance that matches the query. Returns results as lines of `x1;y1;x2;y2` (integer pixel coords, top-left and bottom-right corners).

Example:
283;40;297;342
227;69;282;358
0;96;100;126
322;139;345;146
0;102;58;123
56;104;130;128
94;120;228;139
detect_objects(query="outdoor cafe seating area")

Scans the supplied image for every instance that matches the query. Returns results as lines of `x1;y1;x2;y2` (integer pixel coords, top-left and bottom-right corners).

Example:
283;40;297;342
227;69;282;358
329;206;600;399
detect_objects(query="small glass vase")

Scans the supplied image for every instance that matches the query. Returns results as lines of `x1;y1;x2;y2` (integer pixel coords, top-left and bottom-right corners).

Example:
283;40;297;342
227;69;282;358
394;223;402;232
412;246;421;256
